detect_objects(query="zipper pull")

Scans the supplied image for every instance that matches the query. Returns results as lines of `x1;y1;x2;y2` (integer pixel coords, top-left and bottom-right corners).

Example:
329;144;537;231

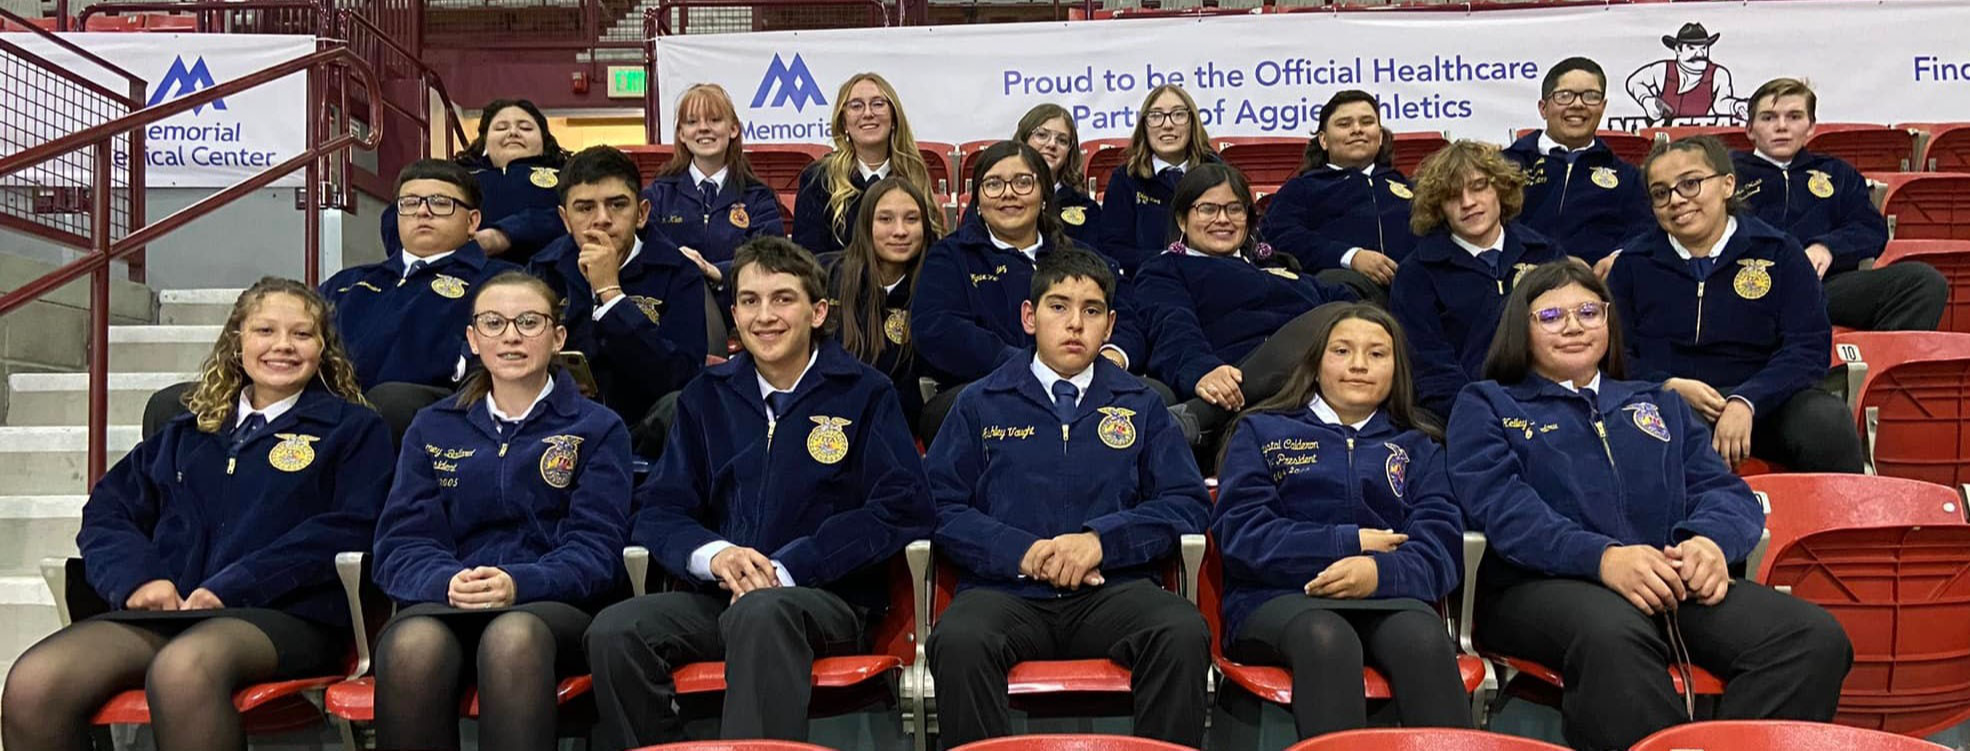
1061;424;1070;442
1346;437;1355;451
1594;421;1608;438
1496;279;1504;295
226;457;236;475
768;419;777;449
499;442;508;457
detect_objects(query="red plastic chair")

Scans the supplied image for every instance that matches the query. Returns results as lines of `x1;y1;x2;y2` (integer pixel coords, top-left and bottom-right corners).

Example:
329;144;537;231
1809;124;1917;174
950;734;1196;751
1215;136;1305;187
323;675;595;721
140;13;197;30
631;742;837;751
619;144;675;182
1875;173;1970;241
1083;138;1131;197
746;143;831;197
956;139;1002;195
1390;131;1450;178
80;14;145;31
1641;126;1752;153
917;141;957;196
1745;474;1965;581
776;194;796;237
1900;122;1970;174
1832;331;1970;485
1632;720;1953;751
1286;727;1569;750
1876;240;1970;332
1513;129;1651;165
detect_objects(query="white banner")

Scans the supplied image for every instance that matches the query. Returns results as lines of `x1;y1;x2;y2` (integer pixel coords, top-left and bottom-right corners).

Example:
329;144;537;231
654;0;1970;149
2;33;313;187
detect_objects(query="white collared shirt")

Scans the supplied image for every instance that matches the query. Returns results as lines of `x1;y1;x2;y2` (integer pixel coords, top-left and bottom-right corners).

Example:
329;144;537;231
1553;371;1604;394
1181;245;1249;263
754;347;821;414
1326;162;1376;177
1327;163;1378;270
1308;394;1374;430
402;249;457;278
857;159;891;181
485;376;555;425
988;231;1044;265
1538;132;1594;158
1754;150;1793;171
1030;354;1096;409
590;238;647;320
234;387;302;430
1151;156;1189;176
882;276;905;295
689;163;729;191
685;353;816;588
1666;216;1740;262
1450;230;1506;259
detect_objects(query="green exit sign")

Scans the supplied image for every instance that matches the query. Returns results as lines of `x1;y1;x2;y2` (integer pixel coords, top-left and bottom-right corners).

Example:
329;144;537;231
607;66;647;99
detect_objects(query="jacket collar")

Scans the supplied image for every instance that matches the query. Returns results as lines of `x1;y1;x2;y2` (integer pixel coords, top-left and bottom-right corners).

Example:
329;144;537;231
1502;371;1646;409
462;153;560;172
1270;405;1400;441
1511;129;1618;164
952;216;1060;263
983;350;1145;422
386;240;490;276
1635;214;1788;276
1412;223;1540;271
439;367;584;422
708;340;864;419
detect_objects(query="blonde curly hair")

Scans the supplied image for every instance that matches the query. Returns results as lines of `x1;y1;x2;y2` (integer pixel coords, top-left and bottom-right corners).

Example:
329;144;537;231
1408;140;1527;237
182;277;367;433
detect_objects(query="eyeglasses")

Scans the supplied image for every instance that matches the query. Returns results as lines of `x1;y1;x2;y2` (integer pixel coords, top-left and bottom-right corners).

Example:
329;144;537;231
1189;201;1249;221
1144;109;1191;127
397;195;473;216
1647;173;1727;206
471;311;555;338
1547;89;1606;106
1530;302;1608;333
845;98;891;115
1027;129;1072;148
980;174;1039;198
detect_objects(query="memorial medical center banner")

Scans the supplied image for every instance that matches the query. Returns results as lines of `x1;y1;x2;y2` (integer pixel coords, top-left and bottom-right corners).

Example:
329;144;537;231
1;33;311;187
654;0;1970;147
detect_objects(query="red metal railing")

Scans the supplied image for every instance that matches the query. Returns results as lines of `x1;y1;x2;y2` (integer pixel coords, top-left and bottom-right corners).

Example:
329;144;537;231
0;39;383;487
71;0;326;34
341;8;469;198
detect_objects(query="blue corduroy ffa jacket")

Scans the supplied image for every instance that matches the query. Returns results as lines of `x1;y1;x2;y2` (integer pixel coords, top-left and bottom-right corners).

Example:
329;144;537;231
1731;149;1887;275
380;154;567;265
322;244;520;389
1258;164;1417;271
529;234;706;424
1391;224;1568;417
1135;248;1354;399
641;170;786;266
1502;131;1653;263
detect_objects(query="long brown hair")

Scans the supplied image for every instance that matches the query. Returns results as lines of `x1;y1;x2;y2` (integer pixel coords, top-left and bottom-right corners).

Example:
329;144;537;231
183;278;366;433
822;73;942;239
654;83;763;187
837;177;938;366
1015;103;1086;194
1408;140;1527;236
1220;303;1441;466
1124;84;1216;180
1480;261;1629;384
453;271;565;408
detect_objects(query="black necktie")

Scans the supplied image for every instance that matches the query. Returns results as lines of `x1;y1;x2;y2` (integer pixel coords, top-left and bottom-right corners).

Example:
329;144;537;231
232;413;267;451
1580;386;1601;421
1477;249;1502;276
766;391;792;423
699;179;718;211
405;259;429;280
1690;256;1716;279
1051;380;1079;425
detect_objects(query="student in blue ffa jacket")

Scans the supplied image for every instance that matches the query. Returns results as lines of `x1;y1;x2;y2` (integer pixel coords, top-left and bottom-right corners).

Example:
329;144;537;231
925;248;1212;749
1393;140;1571;417
1137;164;1355;448
1448;261;1851;751
1259;90;1415;305
912;141;1152;441
643;83;785;290
382;100;571;265
828;177;940;431
3;279;391;751
585;238;934;747
1098;84;1218;276
1734;78;1945;331
1017;103;1103;252
530;145;706;455
1608;136;1864;473
370;271;632;751
1214;303;1468;736
1501;58;1654;270
325;159;523;444
793;72;942;256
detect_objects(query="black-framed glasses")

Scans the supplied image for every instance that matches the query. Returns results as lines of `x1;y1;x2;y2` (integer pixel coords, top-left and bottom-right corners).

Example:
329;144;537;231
397;195;473;216
1547;89;1606;106
1530;302;1608;333
1144;109;1192;127
980;174;1039;198
472;311;555;338
1647;173;1727;206
1189;201;1249;221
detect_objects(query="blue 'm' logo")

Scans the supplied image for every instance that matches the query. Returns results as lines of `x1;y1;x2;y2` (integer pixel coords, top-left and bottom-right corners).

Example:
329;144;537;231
148;56;227;115
749;53;826;112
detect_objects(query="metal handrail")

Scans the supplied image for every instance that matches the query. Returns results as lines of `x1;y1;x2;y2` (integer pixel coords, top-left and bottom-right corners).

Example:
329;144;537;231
75;0;324;33
341;8;468;152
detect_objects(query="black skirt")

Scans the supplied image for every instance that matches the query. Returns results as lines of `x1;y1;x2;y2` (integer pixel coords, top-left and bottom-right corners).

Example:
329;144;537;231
380;601;594;675
91;607;345;676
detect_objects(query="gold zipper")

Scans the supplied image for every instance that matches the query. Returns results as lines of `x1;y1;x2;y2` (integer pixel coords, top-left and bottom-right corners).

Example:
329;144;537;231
1593;420;1616;465
1695;280;1706;342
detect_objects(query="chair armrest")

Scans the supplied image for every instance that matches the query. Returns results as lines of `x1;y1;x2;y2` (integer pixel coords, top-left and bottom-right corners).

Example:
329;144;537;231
906;539;931;657
41;557;74;628
1746;528;1772;586
624;546;651;598
1457;532;1487;656
335;552;371;679
1179;534;1206;606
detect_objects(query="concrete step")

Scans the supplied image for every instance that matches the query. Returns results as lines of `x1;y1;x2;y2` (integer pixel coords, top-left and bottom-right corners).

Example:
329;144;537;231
5;372;194;427
0;426;142;495
0;574;60;694
108;326;221;373
0;496;82;576
158;288;244;325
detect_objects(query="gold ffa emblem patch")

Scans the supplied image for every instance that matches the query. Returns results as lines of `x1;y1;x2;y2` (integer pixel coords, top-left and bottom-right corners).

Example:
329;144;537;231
1512;263;1538;287
1387;181;1413;200
268;434;320;472
529;167;559;189
430;274;467;299
806;416;851;464
631;295;664;325
1807;170;1835;199
1591;166;1619;189
1096;407;1138;450
1061;206;1087;226
729;203;750;229
1733;259;1775;301
1263;267;1300;281
538;435;583;488
884;308;909;345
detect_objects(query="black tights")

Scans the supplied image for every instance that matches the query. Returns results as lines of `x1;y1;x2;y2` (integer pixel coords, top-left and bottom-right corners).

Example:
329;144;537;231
1227;602;1470;738
371;612;561;751
2;619;278;751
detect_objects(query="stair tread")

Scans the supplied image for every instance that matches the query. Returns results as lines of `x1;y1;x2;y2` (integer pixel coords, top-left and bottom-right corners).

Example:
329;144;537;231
0;575;55;605
10;372;197;391
108;325;222;343
0;496;86;518
0;426;143;451
157;289;246;304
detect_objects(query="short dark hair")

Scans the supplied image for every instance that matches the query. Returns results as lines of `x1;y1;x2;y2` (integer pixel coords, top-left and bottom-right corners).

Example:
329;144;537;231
557;145;642;203
1030;247;1116;307
395;158;481;208
1480;260;1629;384
1542;57;1608;99
732;235;835;338
1643;135;1744;214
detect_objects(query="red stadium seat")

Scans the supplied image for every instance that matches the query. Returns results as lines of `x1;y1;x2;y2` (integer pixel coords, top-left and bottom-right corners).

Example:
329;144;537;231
775;194;796;237
950;735;1197;751
1390;131;1450;178
323;675;595;721
668;554;915;696
746;143;831;197
1809;124;1917;174
1640;125;1752;153
1834;331;1970;485
1253;187;1279;223
1901;122;1970;174
918;141;957;196
1746;474;1964;580
631;742;836;751
1082;138;1130;197
956;139;1002;194
1732;457;1785;477
1875;173;1970;241
1632;720;1954;751
1286;728;1570;750
618;144;674;182
1512;129;1651;165
140;13;197;30
1876;240;1970;332
1215;136;1305;186
80;14;144;31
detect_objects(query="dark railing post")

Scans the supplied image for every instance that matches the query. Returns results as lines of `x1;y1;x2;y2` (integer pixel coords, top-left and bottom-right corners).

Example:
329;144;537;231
305;60;322;286
87;146;112;489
